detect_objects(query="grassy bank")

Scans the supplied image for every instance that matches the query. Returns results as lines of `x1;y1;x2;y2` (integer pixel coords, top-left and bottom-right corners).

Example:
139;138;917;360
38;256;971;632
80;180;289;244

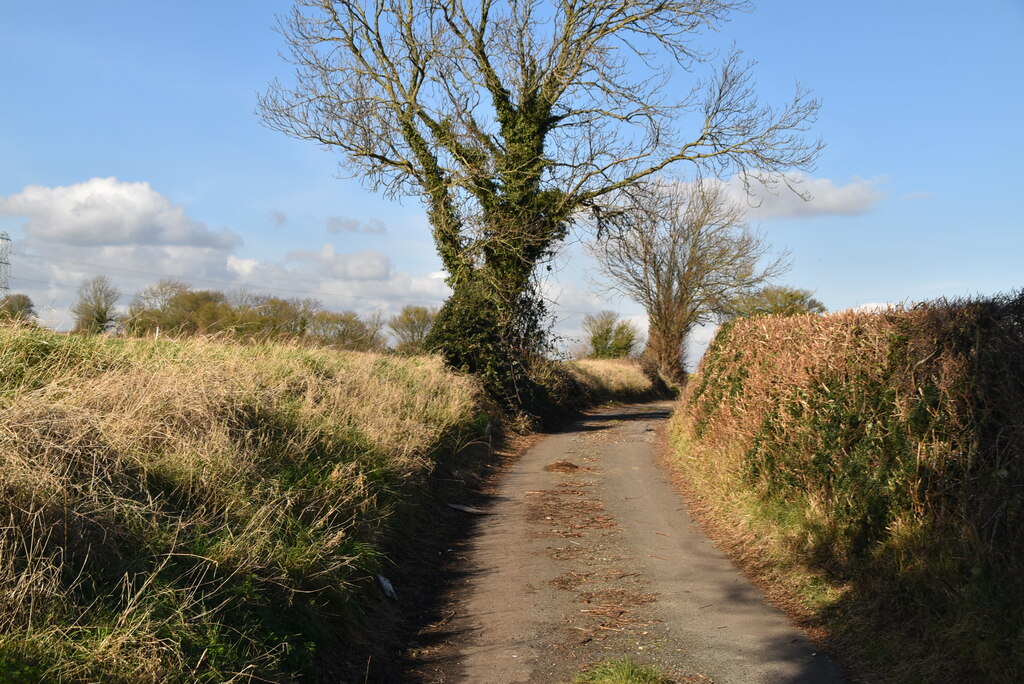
0;325;658;681
565;358;668;405
669;294;1024;682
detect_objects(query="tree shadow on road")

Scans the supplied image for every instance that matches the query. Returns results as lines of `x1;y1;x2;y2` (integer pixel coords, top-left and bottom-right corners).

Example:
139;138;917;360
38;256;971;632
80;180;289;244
318;433;513;682
557;404;675;434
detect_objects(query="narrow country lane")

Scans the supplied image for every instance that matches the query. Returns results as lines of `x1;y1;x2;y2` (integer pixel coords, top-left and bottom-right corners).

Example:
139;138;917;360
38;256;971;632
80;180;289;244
418;401;846;683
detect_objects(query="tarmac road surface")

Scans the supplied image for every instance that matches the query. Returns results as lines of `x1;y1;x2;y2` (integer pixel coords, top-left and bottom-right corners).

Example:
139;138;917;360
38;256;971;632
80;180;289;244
440;401;846;684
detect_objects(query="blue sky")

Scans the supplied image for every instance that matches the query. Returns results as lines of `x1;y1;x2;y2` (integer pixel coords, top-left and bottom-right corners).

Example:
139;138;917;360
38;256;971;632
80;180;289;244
1;1;1022;359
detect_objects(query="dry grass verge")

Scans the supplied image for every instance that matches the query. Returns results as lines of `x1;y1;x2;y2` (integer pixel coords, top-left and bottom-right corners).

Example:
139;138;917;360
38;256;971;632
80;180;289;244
669;294;1024;682
532;358;667;421
0;325;487;681
568;359;661;399
0;325;659;681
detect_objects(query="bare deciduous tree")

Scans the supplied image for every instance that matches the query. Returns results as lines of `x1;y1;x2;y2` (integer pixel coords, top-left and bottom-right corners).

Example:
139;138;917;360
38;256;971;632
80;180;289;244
72;275;121;334
723;285;826;321
125;278;191;335
259;0;821;405
590;179;787;383
308;309;387;350
388;305;437;352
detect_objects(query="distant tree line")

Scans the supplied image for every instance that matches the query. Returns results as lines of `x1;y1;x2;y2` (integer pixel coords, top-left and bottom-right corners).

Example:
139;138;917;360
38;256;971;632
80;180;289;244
3;273;823;367
51;275;439;353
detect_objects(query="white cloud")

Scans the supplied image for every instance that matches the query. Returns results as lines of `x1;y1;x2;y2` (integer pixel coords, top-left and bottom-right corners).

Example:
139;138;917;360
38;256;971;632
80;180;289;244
220;259;450;316
0;178;453;329
848;302;899;313
542;279;610;316
717;172;885;219
0;177;239;247
686;323;719;370
326;216;387;235
286;244;392;280
227;255;259;277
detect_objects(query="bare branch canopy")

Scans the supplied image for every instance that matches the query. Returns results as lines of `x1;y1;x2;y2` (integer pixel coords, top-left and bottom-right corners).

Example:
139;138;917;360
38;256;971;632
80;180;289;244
259;0;821;272
259;0;821;406
589;178;789;381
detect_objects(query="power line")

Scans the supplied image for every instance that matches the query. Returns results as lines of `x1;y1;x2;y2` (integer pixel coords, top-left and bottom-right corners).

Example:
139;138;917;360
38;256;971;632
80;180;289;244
12;275;80;288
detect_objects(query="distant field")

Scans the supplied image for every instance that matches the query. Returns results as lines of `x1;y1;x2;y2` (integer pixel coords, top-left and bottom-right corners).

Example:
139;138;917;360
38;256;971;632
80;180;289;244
0;324;659;681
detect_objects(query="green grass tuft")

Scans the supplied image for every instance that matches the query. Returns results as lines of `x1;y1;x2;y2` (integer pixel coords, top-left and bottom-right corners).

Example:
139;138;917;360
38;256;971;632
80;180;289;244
571;657;673;684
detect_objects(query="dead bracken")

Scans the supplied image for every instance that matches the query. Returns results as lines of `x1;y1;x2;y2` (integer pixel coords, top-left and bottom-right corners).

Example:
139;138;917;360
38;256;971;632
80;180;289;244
579;588;657;607
550;571;595;591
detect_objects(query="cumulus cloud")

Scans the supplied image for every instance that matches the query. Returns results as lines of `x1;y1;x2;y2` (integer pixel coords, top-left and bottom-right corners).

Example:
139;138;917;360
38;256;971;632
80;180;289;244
0;178;452;329
849;302;899;313
716;172;885;219
0;177;239;248
541;279;610;316
227;255;259;277
326;216;387;235
219;258;450;317
286;244;392;280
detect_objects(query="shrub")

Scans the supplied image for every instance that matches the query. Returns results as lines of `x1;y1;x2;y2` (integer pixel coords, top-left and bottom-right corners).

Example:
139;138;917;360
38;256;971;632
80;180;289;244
582;311;641;359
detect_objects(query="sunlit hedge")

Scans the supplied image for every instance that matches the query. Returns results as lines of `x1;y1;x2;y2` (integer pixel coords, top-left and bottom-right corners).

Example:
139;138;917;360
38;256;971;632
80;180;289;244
672;293;1024;681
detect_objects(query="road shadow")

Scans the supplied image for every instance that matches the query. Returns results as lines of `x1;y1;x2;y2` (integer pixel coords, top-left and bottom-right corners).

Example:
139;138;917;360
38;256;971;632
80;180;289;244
316;432;511;682
555;403;675;434
675;541;847;682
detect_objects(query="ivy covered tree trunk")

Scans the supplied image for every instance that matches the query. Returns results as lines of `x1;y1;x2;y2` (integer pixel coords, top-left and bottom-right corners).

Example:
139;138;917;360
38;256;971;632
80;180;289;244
645;316;688;386
422;88;570;409
426;193;568;409
427;275;546;409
